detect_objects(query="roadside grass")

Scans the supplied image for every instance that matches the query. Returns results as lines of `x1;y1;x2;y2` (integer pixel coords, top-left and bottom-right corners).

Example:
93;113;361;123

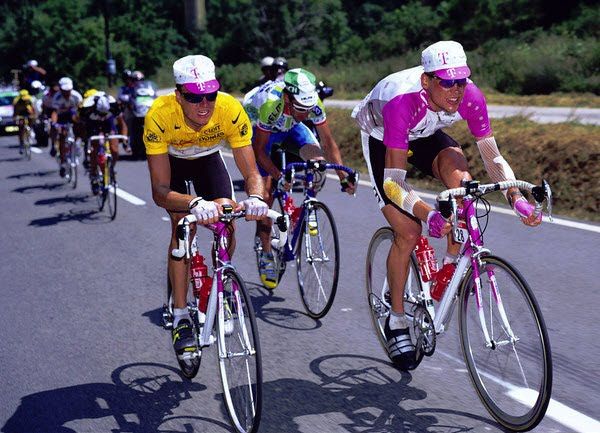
327;108;600;222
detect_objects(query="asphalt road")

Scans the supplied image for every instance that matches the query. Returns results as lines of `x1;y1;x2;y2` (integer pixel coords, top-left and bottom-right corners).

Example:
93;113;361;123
1;135;599;433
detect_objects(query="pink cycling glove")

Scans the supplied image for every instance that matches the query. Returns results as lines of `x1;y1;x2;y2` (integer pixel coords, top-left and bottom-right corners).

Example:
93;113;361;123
427;210;448;238
513;197;542;224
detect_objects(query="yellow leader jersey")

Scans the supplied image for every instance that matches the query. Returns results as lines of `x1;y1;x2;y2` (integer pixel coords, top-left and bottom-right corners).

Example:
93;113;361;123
144;92;252;159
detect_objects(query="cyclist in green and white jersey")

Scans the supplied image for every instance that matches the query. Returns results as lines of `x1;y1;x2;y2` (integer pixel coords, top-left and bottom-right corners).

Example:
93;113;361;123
243;67;356;288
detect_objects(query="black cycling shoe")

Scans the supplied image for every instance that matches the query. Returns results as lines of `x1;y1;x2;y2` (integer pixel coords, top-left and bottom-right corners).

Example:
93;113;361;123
384;316;417;371
59;166;66;178
50;147;57;157
172;319;197;355
91;178;100;195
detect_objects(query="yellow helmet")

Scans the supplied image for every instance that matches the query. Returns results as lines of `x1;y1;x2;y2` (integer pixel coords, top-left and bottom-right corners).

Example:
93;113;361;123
19;89;29;97
83;88;98;98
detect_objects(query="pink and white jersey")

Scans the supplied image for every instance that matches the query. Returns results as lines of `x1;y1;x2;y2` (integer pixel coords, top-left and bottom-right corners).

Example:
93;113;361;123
352;66;492;149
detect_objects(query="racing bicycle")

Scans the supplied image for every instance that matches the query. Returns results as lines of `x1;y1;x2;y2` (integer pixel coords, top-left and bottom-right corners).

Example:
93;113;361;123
366;179;553;432
16;116;34;160
87;134;128;220
164;205;288;433
255;158;357;319
54;123;80;187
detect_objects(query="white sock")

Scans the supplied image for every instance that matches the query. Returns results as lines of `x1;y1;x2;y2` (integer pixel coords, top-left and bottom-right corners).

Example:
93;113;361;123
173;308;190;328
389;311;410;330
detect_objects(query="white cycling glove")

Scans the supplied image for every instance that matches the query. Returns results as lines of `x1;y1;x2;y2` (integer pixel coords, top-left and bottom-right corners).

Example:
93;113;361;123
240;195;269;217
189;197;219;223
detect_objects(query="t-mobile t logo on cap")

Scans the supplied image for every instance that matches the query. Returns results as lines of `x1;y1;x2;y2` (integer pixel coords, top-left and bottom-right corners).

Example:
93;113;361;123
446;68;456;78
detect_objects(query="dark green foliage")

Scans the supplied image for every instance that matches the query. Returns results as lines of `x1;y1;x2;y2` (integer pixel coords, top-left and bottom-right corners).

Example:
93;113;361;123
0;0;597;94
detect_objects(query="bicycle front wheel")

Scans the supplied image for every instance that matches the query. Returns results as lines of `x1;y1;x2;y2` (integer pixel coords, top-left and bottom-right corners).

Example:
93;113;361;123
107;162;117;220
218;268;262;433
295;201;339;319
68;141;78;188
459;255;552;431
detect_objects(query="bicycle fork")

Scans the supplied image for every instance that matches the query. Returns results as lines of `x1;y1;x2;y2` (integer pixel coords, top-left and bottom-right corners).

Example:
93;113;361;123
471;258;519;348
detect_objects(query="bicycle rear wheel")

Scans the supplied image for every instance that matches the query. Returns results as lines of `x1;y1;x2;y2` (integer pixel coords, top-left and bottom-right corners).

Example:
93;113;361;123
365;228;423;357
218;268;262;433
459;255;552;431
23;127;32;160
295;201;339;319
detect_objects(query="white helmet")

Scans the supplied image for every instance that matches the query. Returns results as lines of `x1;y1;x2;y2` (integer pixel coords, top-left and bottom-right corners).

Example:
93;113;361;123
27;59;38;68
260;56;274;69
95;95;111;114
31;80;44;91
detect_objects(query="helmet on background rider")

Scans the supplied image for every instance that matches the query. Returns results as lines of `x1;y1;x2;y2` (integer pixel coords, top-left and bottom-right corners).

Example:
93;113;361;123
260;56;274;72
31;80;45;93
19;89;31;100
122;69;132;82
283;68;319;109
273;57;288;71
131;70;145;81
273;57;289;81
83;88;98;99
94;94;111;114
26;59;38;68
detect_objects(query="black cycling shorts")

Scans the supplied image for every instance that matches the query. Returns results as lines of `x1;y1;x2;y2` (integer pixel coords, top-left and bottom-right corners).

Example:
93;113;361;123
168;151;234;202
363;129;459;209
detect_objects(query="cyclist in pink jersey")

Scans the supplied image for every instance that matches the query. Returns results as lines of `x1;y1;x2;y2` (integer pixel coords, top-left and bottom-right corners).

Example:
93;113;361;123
352;40;541;370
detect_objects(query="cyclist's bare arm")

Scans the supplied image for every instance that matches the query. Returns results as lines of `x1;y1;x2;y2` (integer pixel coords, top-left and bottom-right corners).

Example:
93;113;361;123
147;153;195;212
314;121;345;173
231;144;265;198
252;128;281;179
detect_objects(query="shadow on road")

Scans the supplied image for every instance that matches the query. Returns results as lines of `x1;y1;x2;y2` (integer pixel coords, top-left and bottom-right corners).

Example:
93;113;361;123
1;362;214;433
34;194;91;207
28;208;113;227
2;356;497;433
12;182;66;194
7;169;56;180
248;282;322;331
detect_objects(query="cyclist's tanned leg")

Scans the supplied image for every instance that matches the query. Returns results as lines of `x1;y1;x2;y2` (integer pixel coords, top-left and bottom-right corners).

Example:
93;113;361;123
432;147;472;256
382;205;421;315
168;210;193;308
257;176;275;253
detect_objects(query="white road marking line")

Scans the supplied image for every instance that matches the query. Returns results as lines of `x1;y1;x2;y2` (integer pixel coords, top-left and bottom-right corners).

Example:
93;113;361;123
31;147;42;154
108;186;146;205
438;350;600;433
507;388;600;433
162;216;170;221
221;150;599;232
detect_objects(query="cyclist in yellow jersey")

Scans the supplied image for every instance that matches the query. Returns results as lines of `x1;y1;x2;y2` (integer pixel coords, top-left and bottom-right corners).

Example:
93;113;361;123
12;89;36;153
144;55;269;356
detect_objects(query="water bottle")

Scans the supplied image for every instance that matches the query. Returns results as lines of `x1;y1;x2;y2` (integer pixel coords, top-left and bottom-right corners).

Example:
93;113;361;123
415;236;438;282
431;262;456;301
190;252;212;313
283;195;295;216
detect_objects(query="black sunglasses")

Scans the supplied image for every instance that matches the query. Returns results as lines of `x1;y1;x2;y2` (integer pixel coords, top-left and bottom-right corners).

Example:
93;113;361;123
179;90;218;103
